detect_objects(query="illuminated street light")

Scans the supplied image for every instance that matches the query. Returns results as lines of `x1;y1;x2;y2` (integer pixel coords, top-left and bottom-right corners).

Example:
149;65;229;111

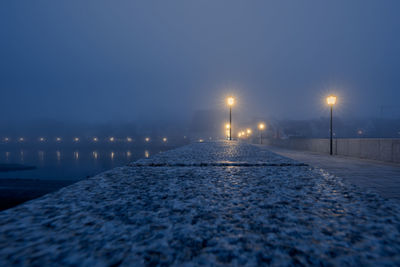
225;124;231;139
93;137;98;142
127;137;132;142
109;137;115;142
145;137;150;142
39;137;45;142
326;95;337;155
163;137;167;142
74;137;80;142
4;137;9;142
56;137;62;142
19;137;24;142
227;97;235;140
258;123;265;144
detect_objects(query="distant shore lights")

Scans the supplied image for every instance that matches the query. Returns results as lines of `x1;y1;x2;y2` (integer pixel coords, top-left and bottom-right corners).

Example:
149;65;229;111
74;137;80;142
163;137;167;142
93;137;98;142
127;137;132;142
109;137;115;142
145;137;150;142
326;95;337;155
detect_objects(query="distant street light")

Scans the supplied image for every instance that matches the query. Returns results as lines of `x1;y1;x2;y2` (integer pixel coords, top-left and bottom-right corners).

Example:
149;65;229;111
56;137;62;142
93;137;98;142
127;137;132;142
225;123;231;139
145;137;150;142
227;97;235;140
109;137;115;142
163;137;167;142
326;95;337;155
258;123;265;144
74;137;80;142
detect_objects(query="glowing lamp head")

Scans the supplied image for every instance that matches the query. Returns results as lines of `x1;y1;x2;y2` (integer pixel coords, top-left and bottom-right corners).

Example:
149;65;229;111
127;137;132;142
109;137;115;142
93;137;98;142
247;129;252;134
145;137;150;142
326;95;337;106
227;97;235;106
258;123;265;130
19;137;24;142
74;137;79;142
39;137;45;142
56;137;62;142
163;137;167;142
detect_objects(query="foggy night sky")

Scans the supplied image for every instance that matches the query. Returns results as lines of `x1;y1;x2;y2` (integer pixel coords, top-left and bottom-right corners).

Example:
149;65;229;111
1;0;400;123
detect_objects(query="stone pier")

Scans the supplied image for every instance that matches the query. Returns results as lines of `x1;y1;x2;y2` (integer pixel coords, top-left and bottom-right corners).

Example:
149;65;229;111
1;141;400;266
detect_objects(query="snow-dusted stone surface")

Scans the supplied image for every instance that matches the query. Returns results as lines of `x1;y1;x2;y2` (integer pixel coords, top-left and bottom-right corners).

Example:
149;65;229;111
1;141;400;266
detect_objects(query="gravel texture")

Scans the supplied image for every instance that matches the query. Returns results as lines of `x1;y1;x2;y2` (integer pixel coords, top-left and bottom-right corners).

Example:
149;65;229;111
0;141;400;266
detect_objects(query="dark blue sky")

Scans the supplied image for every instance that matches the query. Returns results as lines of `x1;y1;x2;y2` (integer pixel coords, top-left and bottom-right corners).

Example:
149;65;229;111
1;1;400;122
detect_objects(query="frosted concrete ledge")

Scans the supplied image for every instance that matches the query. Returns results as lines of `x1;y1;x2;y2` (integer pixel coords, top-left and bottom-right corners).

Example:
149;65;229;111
1;141;400;266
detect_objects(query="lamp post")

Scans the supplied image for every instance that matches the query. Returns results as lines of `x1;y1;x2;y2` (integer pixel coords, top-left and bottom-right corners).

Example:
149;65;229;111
326;95;337;155
225;123;231;140
227;97;235;140
258;123;265;144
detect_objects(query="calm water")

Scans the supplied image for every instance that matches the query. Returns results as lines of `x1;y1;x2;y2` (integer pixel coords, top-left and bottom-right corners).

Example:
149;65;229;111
0;146;175;181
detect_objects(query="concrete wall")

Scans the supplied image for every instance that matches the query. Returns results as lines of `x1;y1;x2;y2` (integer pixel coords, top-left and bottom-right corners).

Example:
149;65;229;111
263;138;400;164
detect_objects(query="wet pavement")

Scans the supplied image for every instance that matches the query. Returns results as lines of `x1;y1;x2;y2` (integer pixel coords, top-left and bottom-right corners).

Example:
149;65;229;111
0;141;400;266
265;145;400;201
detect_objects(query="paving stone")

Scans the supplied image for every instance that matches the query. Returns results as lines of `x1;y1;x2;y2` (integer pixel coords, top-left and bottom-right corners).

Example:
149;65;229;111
0;141;400;266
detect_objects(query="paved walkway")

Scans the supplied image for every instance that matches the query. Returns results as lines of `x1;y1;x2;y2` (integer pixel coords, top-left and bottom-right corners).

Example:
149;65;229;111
1;141;400;266
264;145;400;201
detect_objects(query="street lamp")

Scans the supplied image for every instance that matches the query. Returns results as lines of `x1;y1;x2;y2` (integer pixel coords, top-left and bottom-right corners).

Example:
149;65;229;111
326;95;337;155
246;129;252;138
225;123;231;139
227;97;235;140
258;123;265;144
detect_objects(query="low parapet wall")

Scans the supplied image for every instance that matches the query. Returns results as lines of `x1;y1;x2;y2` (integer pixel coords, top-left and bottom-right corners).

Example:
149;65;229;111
264;138;400;163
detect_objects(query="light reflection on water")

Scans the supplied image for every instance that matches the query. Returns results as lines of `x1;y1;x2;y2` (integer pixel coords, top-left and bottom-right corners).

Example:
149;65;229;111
0;147;164;181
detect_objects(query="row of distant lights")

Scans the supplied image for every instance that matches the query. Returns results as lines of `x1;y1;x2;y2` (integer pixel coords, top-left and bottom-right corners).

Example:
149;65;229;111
2;137;168;143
